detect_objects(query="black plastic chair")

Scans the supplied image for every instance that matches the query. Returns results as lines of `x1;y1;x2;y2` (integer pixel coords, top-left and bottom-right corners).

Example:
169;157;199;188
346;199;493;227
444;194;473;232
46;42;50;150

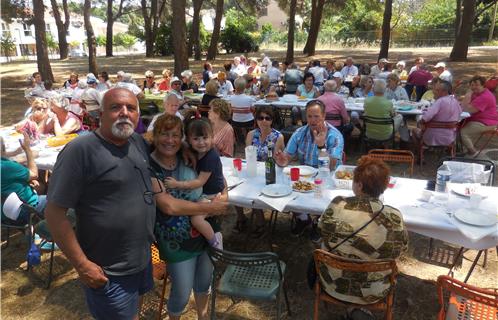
207;247;291;319
361;116;395;150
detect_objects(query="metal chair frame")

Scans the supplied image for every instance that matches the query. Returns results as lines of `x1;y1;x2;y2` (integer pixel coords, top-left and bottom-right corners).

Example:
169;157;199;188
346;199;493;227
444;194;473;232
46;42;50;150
367;149;415;177
361;116;395;150
313;249;398;320
473;125;498;158
437;275;498;320
207;247;291;320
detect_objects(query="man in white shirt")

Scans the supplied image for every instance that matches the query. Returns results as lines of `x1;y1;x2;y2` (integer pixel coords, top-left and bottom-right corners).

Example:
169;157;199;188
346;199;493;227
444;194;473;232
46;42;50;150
340;57;359;81
115;73;144;99
261;53;272;73
309;60;328;91
147;93;183;132
29;72;46;97
231;57;247;77
434;62;453;84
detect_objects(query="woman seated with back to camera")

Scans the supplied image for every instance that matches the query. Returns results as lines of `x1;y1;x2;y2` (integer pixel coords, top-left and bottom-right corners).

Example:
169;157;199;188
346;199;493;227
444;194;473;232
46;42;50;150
317;156;408;306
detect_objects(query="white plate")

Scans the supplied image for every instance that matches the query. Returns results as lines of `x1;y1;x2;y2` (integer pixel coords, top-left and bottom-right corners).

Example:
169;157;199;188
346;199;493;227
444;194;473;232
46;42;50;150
261;184;293;198
283;166;318;177
451;183;484;198
454;208;497;227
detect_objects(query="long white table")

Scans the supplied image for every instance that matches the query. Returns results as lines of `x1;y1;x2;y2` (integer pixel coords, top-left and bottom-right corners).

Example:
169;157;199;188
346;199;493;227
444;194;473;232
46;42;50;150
221;157;498;251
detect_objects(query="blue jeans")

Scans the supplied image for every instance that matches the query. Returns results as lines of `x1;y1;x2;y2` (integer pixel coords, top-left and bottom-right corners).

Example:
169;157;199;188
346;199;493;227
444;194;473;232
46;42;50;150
84;261;153;320
167;251;213;316
17;195;47;224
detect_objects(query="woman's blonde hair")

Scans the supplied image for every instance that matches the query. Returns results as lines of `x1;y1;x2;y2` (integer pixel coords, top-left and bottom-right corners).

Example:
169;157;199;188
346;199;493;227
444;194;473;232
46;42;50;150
209;99;231;122
205;79;219;96
162;69;171;78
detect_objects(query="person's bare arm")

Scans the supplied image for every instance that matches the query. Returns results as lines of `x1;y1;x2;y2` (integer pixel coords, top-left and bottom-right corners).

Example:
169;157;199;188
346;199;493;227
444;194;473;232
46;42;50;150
461;92;479;113
152;178;228;216
274;150;291;167
165;171;211;190
245;130;254;147
45;202;108;288
19;132;38;181
275;134;285;154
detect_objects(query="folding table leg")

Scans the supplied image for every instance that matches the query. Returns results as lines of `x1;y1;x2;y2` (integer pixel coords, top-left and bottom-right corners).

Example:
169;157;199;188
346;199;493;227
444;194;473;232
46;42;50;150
464;250;484;283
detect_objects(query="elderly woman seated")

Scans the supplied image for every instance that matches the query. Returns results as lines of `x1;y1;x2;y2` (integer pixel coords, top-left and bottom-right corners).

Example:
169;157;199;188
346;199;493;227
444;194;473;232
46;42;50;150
143;70;157;91
353;75;374;98
317;156;408;306
384;73;409;101
180;70;199;93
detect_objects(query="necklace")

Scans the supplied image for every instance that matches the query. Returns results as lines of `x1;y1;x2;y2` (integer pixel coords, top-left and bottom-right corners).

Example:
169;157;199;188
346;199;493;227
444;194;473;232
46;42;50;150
151;151;177;170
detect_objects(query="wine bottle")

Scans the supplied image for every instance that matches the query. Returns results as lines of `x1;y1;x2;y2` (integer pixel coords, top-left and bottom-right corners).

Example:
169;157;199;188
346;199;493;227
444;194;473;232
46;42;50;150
265;142;276;185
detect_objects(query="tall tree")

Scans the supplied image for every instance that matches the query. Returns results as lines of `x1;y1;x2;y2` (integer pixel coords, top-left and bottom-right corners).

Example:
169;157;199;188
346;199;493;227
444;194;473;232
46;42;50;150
50;0;70;59
450;0;476;60
488;0;498;41
141;0;166;57
286;0;297;62
302;0;325;56
206;0;223;60
84;0;98;74
378;0;393;59
171;0;188;76
188;0;204;60
455;0;463;37
32;0;54;82
105;0;126;57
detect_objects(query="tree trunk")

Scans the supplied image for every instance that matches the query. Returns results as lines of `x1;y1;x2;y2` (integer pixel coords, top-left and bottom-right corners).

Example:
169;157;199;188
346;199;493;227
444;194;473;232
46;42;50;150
33;0;54;82
488;0;498;41
106;0;114;57
189;0;203;60
455;0;463;38
172;0;188;76
84;0;98;74
450;0;476;61
50;0;69;60
286;0;297;63
141;0;165;57
206;0;223;60
303;0;324;56
379;0;393;60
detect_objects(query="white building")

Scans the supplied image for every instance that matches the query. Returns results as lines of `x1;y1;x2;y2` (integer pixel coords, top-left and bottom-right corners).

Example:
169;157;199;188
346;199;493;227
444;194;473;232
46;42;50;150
0;10;128;59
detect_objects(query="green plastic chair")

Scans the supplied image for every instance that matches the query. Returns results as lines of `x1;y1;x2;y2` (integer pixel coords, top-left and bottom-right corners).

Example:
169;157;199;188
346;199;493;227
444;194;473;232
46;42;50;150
207;247;291;319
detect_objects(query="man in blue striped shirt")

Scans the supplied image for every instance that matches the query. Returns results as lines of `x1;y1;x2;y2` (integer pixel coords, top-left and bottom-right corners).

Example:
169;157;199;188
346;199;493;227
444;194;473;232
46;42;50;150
275;100;344;242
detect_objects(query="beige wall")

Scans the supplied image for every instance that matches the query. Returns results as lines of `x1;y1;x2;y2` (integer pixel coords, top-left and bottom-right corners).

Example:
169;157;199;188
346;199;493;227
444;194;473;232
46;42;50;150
257;0;288;31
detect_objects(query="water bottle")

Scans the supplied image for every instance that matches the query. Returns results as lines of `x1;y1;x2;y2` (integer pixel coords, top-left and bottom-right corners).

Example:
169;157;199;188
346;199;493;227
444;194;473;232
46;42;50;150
435;163;451;193
318;148;330;187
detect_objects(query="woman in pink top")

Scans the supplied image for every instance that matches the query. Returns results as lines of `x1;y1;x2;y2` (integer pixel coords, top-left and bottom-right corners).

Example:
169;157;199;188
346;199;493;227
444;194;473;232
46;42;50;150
461;75;498;156
208;99;235;157
44;98;83;136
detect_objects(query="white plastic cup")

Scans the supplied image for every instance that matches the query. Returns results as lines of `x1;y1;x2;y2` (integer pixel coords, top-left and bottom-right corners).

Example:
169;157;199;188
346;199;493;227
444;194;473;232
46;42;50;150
245;146;257;177
469;194;483;208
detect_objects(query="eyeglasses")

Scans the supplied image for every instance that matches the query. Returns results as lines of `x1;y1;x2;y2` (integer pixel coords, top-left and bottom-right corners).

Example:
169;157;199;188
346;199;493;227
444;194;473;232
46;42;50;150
135;166;163;205
257;116;272;121
146;76;153;79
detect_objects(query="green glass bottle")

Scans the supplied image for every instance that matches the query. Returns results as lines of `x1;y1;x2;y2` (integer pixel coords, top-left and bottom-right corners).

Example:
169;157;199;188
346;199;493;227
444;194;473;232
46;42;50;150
265;142;276;185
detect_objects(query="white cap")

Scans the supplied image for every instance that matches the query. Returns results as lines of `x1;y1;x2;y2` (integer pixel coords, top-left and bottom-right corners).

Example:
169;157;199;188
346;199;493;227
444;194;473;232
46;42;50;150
170;76;182;86
379;58;389;63
333;71;343;79
396;61;406;67
435;62;446;68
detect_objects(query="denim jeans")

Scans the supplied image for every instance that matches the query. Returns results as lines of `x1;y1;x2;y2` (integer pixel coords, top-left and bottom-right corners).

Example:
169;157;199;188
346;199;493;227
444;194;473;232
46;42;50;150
167;251;213;316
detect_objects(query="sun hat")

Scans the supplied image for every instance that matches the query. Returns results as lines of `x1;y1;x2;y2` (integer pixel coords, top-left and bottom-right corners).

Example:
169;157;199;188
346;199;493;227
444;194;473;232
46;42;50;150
435;62;446;68
333;71;343;79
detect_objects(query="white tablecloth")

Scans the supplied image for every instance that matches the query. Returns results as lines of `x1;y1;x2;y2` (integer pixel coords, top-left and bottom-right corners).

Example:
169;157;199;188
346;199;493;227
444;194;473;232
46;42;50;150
221;157;498;250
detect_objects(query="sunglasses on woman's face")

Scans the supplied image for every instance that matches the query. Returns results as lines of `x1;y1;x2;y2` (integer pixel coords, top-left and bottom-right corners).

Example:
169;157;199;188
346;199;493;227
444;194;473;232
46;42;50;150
257;116;272;121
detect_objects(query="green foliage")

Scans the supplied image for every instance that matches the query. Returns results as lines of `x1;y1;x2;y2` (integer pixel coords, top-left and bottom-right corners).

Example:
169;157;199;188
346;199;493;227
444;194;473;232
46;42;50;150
46;33;58;51
154;23;173;56
186;21;211;52
96;35;106;47
407;0;456;31
114;33;136;49
220;8;259;53
260;23;274;43
1;33;16;58
69;40;80;48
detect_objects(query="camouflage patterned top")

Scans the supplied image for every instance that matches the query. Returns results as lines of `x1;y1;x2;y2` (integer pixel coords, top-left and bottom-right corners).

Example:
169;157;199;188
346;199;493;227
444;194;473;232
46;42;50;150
317;195;408;305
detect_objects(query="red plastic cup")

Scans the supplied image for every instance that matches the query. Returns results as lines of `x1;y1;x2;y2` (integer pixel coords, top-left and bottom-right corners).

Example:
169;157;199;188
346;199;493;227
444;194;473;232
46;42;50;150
233;158;242;171
290;167;300;181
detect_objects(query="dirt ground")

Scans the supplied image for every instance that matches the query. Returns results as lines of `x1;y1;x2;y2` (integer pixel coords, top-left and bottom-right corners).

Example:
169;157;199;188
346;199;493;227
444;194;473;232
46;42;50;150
1;47;498;319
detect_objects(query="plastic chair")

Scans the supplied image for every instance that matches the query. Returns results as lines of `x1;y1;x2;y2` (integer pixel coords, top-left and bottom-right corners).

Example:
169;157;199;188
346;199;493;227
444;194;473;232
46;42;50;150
367;149;415;177
436;275;498;320
313;249;398;320
473;125;498;158
1;193;39;248
151;243;168;320
361;116;395;150
419;121;459;165
325;113;343;126
207;247;291;320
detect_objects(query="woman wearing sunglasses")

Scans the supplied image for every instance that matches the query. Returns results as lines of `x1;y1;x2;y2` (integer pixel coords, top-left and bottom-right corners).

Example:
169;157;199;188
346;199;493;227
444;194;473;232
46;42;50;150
149;113;227;320
234;106;285;237
142;70;157;91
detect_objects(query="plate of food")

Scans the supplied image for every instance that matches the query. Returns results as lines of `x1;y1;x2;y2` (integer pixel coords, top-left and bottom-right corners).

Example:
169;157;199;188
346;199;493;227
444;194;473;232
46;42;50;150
292;180;315;193
261;184;293;197
47;134;78;147
333;165;356;189
283;166;318;178
454;208;497;227
451;183;486;198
